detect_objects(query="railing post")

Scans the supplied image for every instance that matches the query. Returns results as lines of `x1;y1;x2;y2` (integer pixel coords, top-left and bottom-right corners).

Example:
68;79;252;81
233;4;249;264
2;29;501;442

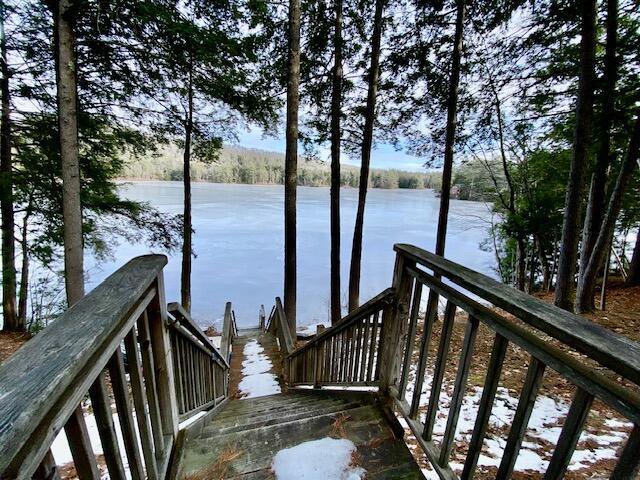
379;251;415;397
148;272;179;442
259;304;266;330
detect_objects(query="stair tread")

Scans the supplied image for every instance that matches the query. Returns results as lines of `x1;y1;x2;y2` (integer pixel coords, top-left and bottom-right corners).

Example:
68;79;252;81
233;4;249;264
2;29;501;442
202;400;366;435
178;392;422;479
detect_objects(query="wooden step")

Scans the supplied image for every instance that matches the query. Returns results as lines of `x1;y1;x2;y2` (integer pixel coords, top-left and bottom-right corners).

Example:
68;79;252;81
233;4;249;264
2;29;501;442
202;400;366;436
176;391;424;479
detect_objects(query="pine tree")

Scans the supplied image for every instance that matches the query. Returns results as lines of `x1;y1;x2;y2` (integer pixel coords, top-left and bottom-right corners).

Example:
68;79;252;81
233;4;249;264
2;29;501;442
348;0;385;312
554;0;597;311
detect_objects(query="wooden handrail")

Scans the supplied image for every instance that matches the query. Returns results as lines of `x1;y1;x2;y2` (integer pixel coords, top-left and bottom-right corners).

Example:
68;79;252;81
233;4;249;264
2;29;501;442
407;266;640;424
395;243;640;385
167;302;229;368
287;288;395;359
273;297;295;355
388;244;640;478
220;302;232;361
0;255;172;478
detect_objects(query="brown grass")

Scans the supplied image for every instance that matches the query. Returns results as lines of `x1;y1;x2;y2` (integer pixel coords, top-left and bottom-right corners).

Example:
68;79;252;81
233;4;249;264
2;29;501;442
331;413;352;438
58;455;107;480
182;447;242;480
0;331;30;364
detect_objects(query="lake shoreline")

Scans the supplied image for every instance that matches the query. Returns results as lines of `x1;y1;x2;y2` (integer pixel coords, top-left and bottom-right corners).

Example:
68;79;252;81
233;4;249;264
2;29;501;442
115;177;437;192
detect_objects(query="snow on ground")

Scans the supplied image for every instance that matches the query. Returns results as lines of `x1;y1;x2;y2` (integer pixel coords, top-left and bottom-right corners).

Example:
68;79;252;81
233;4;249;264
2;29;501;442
271;437;365;480
51;408;104;466
51;405;134;478
402;365;632;476
238;339;281;398
297;322;328;338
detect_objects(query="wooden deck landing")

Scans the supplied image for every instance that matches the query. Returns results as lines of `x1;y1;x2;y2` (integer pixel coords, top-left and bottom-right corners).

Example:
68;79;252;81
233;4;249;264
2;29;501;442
175;390;424;479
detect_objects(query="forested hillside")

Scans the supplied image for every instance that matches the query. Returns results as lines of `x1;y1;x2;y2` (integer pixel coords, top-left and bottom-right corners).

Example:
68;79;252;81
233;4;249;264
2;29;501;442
121;145;441;189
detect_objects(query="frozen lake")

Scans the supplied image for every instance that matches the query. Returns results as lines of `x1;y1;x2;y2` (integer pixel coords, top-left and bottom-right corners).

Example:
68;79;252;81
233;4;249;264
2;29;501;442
85;181;497;328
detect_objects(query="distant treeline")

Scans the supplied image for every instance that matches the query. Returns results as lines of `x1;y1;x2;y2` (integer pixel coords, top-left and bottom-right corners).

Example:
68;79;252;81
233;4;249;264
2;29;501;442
122;145;442;190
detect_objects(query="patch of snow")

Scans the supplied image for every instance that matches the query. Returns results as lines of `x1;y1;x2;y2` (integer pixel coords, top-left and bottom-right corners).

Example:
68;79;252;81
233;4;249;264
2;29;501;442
239;339;281;398
297;322;328;338
400;362;631;475
271;437;365;480
179;410;206;429
51;411;103;466
51;409;134;477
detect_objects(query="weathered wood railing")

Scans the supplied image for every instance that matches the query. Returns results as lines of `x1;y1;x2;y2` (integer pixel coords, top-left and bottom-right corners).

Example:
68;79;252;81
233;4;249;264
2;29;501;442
0;255;232;480
219;301;237;363
0;255;177;480
265;297;296;356
386;244;640;479
167;303;230;421
287;289;395;387
282;243;640;479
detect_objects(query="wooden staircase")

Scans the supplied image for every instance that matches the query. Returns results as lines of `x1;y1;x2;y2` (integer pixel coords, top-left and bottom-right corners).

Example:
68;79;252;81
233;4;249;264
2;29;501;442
2;244;639;480
174;391;423;479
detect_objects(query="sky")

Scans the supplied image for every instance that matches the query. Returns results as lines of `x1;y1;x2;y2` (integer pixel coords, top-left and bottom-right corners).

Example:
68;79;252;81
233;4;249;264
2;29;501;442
235;126;428;172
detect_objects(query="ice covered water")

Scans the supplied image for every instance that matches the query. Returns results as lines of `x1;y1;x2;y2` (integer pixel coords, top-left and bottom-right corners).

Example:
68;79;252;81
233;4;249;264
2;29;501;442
85;182;496;328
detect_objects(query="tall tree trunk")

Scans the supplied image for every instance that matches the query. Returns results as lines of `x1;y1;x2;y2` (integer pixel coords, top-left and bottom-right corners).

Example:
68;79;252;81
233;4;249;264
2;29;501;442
434;0;465;258
627;231;640;286
284;0;301;335
575;112;640;312
55;0;84;307
578;0;618;304
348;0;384;312
181;61;194;313
553;0;597;311
0;3;18;331
330;0;343;324
18;215;29;327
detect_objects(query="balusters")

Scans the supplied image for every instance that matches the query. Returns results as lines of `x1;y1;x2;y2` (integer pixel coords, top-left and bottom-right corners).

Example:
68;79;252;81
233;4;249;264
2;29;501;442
495;357;546;479
439;315;479;466
108;347;146;480
423;301;457;441
124;329;159;480
64;407;100;480
373;312;383;381
398;282;423;399
367;312;379;382
90;372;126;480
544;388;593;479
611;425;640;479
410;290;439;418
360;315;371;382
353;322;363;381
461;333;508;479
137;312;165;457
